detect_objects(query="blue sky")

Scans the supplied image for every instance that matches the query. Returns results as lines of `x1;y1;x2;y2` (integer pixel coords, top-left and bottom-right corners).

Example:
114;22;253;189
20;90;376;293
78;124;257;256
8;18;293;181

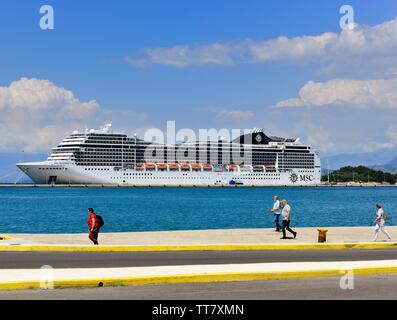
1;0;397;164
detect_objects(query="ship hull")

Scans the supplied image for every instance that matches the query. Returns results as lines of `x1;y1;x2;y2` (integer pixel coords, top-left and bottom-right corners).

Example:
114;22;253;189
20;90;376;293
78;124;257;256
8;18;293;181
17;163;321;186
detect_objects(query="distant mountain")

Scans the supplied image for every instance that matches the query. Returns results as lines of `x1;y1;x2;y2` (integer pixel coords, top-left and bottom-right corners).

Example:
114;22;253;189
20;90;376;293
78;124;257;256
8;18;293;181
370;156;397;173
0;153;48;183
322;147;397;172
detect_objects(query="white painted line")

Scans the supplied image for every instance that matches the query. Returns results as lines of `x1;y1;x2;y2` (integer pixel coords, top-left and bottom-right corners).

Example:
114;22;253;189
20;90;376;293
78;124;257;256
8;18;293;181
1;260;397;283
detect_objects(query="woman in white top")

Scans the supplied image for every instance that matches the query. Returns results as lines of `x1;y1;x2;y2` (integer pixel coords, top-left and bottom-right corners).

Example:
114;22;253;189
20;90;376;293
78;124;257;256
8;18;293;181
373;203;392;241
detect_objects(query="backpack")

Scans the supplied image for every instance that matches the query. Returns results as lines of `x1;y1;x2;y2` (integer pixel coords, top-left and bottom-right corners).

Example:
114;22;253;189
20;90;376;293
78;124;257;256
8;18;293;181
382;212;389;221
96;215;104;228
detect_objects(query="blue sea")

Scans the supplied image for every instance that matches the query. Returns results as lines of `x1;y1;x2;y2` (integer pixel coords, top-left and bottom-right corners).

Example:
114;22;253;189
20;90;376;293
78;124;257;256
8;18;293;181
0;187;396;233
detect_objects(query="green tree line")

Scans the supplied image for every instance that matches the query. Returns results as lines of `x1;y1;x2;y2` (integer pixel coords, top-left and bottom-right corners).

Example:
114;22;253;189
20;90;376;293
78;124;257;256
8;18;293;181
321;166;396;184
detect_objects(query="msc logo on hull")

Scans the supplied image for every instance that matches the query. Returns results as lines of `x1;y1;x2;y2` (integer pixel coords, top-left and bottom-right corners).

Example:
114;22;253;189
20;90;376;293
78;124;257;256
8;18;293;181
290;173;314;183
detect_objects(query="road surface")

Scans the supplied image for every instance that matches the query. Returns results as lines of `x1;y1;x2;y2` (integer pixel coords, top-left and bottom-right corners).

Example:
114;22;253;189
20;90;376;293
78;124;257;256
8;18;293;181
0;274;396;299
0;249;396;269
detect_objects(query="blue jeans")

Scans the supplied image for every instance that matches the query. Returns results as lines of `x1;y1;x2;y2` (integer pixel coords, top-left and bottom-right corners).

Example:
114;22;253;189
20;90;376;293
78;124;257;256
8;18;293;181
274;214;281;230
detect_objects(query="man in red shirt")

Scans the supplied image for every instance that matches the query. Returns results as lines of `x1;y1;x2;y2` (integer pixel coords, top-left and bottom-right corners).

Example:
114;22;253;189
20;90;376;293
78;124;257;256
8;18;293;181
87;208;99;245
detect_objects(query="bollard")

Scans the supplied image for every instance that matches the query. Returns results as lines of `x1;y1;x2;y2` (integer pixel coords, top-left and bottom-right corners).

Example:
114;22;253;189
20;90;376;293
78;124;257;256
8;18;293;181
317;229;328;243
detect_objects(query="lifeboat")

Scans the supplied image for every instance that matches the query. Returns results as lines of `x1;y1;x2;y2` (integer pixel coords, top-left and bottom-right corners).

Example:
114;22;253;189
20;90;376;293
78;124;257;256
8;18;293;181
168;163;179;170
144;163;156;167
202;164;213;171
191;163;202;171
156;163;168;170
156;163;167;167
136;163;145;170
144;163;156;170
180;163;190;167
227;164;239;171
179;163;191;171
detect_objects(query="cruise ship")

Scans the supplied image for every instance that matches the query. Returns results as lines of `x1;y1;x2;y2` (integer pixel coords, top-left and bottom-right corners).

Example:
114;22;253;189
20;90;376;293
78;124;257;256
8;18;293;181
17;124;321;186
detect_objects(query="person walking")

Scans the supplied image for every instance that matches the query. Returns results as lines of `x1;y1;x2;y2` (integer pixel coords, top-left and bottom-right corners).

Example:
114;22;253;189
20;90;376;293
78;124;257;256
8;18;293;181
87;208;100;245
280;199;297;239
373;203;392;242
270;195;282;232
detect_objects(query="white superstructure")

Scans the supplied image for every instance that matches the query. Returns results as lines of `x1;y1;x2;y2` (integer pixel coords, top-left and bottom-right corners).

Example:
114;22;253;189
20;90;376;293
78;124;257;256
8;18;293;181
17;125;321;186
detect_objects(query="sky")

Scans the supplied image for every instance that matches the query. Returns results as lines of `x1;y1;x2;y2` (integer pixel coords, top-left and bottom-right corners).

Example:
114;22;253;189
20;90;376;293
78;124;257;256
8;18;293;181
1;0;397;161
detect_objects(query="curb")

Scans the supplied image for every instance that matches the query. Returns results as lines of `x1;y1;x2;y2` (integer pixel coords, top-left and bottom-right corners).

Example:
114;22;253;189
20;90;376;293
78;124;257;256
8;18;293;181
1;264;397;290
0;242;397;252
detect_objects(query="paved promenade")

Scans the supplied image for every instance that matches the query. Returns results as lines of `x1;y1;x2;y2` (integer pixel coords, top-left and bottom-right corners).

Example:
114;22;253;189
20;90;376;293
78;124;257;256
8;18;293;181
1;227;397;295
5;226;397;245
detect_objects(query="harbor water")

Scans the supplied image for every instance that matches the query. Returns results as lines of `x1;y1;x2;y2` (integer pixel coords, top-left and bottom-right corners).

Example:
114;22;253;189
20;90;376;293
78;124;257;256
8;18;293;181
0;187;396;233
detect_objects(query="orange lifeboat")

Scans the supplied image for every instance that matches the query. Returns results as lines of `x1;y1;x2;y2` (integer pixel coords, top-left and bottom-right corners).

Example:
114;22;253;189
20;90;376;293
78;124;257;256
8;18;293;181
180;163;191;170
156;163;167;170
167;163;179;170
180;163;191;167
144;163;156;168
136;163;145;170
227;163;238;171
191;163;202;171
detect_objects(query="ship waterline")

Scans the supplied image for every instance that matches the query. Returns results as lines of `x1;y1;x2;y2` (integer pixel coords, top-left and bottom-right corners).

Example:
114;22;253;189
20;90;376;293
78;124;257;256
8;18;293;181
17;125;321;186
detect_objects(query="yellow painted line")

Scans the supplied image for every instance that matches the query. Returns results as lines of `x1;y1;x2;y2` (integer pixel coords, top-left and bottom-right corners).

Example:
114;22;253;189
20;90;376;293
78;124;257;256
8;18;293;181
1;265;397;290
0;235;15;240
0;242;397;252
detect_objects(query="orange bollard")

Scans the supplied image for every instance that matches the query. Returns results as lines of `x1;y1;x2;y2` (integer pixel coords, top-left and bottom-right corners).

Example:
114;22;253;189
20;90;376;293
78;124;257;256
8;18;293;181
317;229;328;243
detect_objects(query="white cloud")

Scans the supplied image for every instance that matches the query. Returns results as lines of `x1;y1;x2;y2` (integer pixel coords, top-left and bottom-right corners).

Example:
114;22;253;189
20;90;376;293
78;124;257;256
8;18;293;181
0;78;98;118
125;42;247;68
275;78;397;108
125;17;397;69
360;141;395;152
0;78;99;152
294;123;335;153
209;107;254;120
